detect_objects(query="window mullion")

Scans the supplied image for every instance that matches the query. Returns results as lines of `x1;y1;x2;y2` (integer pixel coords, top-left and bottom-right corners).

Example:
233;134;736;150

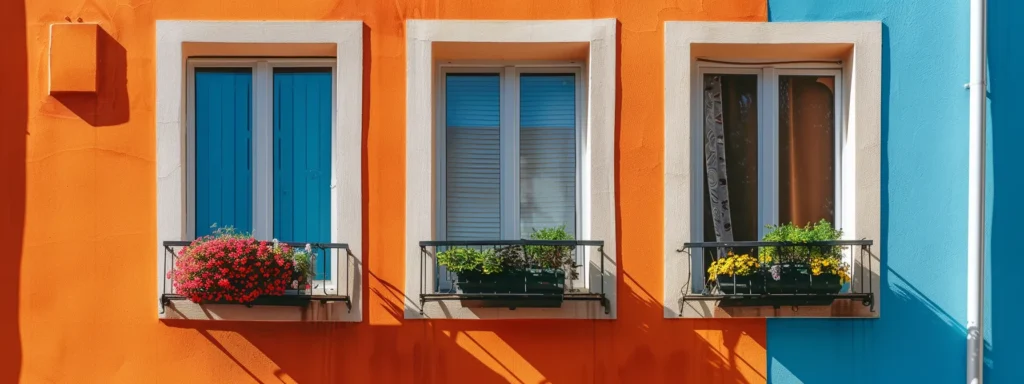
253;61;274;240
500;66;519;240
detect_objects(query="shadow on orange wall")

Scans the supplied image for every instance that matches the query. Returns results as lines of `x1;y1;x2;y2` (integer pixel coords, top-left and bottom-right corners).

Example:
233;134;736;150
0;0;27;381
162;292;763;384
50;26;128;127
360;22;373;327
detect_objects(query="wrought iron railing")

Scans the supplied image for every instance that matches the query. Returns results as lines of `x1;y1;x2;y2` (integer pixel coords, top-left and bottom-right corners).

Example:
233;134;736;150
419;240;608;313
160;240;353;313
678;240;875;312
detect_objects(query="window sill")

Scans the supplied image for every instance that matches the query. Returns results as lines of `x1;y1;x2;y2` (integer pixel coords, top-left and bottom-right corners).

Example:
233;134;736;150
678;298;879;318
159;293;351;321
410;239;613;319
678;293;877;318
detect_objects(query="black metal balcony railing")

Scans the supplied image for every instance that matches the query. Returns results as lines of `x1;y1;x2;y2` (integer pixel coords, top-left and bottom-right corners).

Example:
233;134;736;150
419;240;609;314
160;240;353;313
678;240;875;312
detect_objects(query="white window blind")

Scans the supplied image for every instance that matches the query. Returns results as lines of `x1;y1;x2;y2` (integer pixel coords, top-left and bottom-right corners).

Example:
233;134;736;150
519;74;577;236
441;69;579;241
444;74;502;240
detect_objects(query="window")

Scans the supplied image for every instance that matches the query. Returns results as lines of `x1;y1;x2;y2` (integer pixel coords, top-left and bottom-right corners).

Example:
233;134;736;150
663;21;881;319
437;67;582;241
156;21;363;321
696;66;842;244
405;19;617;320
695;65;842;289
187;59;335;279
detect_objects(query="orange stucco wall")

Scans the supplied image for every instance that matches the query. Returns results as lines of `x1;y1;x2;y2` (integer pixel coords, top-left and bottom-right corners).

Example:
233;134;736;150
1;0;769;382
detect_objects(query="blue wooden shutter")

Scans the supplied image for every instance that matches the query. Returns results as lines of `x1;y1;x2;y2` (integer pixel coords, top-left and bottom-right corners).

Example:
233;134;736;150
194;68;253;237
445;73;502;241
519;74;577;237
273;68;333;279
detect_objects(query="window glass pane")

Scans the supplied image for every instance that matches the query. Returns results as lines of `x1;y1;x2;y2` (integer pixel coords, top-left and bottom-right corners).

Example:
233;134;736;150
778;75;836;226
194;68;253;237
702;74;759;242
519;73;577;238
445;73;502;241
273;68;333;278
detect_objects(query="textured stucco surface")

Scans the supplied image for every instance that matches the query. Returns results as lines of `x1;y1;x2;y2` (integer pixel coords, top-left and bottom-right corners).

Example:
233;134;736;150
2;0;774;383
765;1;996;383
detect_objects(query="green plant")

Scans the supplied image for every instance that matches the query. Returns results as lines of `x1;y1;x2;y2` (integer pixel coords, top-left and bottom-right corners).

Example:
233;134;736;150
437;247;503;274
525;225;578;279
707;252;759;281
759;219;843;264
290;245;315;288
436;225;579;277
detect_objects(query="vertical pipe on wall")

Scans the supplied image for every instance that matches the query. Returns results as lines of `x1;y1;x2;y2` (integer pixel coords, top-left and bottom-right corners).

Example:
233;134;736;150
967;0;987;382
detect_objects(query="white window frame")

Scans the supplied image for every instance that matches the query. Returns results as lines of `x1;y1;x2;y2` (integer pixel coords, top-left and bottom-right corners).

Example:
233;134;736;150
663;21;882;319
156;21;363;322
435;64;585;242
405;19;617;320
186;57;338;287
690;64;844;287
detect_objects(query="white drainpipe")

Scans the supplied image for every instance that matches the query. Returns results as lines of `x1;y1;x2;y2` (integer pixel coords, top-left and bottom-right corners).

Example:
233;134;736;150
967;0;987;382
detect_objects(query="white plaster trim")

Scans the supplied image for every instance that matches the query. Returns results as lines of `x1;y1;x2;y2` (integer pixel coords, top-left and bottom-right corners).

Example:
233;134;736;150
156;21;363;322
405;19;617;319
663;21;882;318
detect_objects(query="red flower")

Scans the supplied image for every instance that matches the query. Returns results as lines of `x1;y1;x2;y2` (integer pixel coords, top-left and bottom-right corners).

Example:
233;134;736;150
170;233;298;305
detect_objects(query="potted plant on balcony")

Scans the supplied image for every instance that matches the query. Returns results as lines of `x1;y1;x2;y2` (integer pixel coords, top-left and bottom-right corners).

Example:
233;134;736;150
758;220;850;294
437;246;522;293
707;252;763;294
287;243;316;294
168;227;313;304
435;226;577;303
523;225;578;294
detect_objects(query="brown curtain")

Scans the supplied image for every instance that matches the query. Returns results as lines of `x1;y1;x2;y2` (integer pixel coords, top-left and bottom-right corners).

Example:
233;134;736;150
779;76;835;226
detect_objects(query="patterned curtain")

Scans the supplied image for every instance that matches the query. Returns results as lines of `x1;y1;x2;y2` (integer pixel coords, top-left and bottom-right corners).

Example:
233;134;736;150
703;76;734;244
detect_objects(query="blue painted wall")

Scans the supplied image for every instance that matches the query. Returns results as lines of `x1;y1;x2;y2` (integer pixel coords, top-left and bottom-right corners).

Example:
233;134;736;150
985;0;1024;382
768;0;1024;382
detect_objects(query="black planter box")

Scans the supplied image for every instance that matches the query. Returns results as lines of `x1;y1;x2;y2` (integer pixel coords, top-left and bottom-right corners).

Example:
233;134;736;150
715;274;764;295
456;270;526;294
763;263;812;293
454;269;567;309
524;268;566;294
809;273;843;294
763;264;844;294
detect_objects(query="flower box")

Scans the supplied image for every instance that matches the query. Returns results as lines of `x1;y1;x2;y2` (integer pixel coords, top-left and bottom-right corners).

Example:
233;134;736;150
809;273;843;294
763;264;844;294
168;228;318;306
764;263;810;293
456;270;526;294
453;269;567;309
524;268;566;294
715;274;764;295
